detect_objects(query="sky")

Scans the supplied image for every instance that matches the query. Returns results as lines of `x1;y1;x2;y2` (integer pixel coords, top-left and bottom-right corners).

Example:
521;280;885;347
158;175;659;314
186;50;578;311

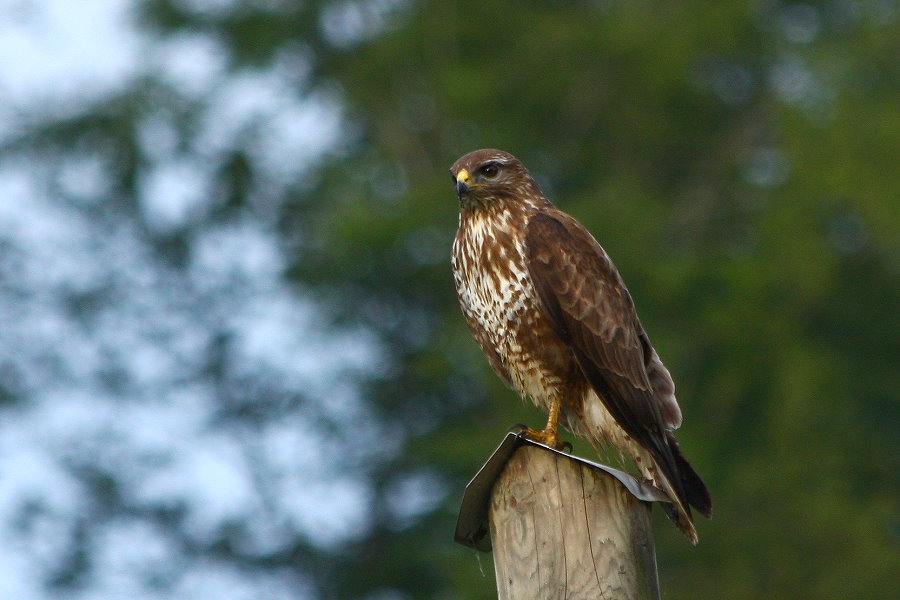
0;1;398;598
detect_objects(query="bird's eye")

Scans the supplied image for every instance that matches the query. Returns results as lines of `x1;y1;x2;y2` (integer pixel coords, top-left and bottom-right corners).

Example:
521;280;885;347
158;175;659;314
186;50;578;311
480;163;500;178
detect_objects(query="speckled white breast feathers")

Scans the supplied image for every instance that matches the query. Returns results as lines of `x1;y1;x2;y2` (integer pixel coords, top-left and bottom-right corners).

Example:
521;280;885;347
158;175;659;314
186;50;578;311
452;208;563;406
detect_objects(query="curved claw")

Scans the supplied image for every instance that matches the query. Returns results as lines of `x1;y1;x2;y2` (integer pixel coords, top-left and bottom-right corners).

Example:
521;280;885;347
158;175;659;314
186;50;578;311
507;423;529;435
560;440;573;453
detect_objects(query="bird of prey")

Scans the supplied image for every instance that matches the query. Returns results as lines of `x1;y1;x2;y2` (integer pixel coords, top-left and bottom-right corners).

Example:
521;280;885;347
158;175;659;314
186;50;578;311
449;149;712;542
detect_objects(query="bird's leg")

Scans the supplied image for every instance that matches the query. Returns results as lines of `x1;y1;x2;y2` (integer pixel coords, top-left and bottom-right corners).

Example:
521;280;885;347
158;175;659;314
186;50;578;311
543;395;560;442
518;397;567;450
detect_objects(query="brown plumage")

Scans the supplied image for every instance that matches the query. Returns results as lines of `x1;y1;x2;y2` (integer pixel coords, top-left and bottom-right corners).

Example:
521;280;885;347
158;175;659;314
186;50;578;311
449;148;712;542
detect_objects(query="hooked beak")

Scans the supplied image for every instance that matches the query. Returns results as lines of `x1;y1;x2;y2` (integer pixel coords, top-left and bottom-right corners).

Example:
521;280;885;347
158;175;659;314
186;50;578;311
453;168;471;199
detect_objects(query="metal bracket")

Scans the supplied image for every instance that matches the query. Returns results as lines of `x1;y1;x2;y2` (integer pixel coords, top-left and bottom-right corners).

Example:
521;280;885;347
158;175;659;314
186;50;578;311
454;431;671;552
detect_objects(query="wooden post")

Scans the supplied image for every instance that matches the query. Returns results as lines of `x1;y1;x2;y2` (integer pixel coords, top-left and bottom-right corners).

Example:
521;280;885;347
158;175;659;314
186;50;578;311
455;434;664;600
490;444;660;600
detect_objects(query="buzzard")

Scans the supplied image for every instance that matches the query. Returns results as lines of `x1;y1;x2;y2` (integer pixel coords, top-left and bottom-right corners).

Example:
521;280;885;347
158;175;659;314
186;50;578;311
450;149;712;542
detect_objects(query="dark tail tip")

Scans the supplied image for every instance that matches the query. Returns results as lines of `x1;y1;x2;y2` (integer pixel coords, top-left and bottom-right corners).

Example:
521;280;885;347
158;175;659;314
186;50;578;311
668;433;713;518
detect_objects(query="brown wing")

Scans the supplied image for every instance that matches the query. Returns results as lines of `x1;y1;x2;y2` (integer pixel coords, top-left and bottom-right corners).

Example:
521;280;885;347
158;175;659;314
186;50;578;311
525;210;711;517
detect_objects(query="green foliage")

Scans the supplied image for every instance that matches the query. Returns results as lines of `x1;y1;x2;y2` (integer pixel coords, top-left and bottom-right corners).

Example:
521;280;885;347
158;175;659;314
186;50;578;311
288;2;900;598
7;0;899;598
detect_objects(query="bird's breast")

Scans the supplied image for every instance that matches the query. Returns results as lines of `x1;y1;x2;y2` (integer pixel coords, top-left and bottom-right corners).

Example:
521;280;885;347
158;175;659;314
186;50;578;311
452;211;573;406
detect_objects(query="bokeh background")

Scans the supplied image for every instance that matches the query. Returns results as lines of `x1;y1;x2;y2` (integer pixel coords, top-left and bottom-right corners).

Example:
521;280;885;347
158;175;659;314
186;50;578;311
0;0;898;598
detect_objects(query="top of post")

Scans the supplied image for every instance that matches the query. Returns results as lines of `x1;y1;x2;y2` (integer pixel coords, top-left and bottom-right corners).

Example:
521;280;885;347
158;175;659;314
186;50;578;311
454;432;671;552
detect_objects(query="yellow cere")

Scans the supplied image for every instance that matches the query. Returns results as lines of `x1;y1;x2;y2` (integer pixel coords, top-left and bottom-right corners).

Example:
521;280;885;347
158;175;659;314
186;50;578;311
456;169;470;184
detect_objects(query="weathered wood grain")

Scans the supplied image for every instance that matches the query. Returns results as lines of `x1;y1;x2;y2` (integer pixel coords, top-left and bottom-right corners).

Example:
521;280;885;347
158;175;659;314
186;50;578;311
489;444;660;600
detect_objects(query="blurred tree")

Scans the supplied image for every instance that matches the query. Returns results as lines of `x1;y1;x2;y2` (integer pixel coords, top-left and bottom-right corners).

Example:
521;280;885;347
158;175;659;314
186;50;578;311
0;1;897;599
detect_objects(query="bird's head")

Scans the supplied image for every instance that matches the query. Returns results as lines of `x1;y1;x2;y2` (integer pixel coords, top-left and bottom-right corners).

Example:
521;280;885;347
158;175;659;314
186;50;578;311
449;149;545;210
